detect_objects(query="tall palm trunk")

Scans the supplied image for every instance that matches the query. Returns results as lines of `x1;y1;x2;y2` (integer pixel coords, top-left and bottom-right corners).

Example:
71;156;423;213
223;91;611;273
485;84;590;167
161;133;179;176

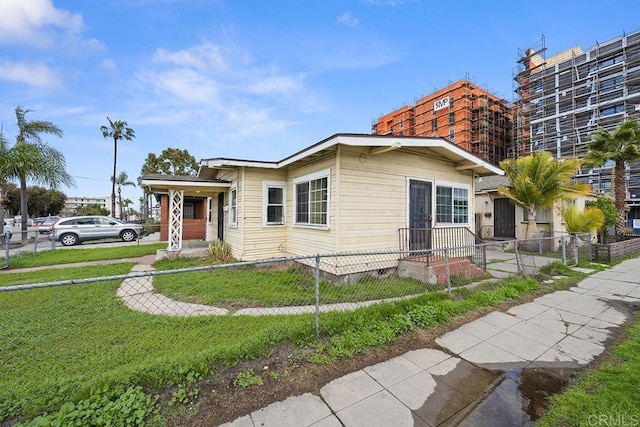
118;187;123;219
20;175;28;240
524;209;538;239
614;158;627;235
111;138;118;216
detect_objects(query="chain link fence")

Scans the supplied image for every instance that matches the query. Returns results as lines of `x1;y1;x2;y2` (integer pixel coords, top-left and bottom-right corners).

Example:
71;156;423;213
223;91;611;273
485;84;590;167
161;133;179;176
0;233;591;422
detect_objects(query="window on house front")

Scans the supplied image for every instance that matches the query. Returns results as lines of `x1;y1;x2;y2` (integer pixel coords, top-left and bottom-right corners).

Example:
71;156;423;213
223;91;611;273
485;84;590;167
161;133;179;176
523;207;550;223
436;185;469;224
184;202;195;219
229;186;237;226
263;181;286;225
295;170;329;227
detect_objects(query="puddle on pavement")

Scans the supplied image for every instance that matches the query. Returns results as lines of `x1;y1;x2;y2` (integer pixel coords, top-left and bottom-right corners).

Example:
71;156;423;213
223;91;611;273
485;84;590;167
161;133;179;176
415;360;577;426
458;367;575;426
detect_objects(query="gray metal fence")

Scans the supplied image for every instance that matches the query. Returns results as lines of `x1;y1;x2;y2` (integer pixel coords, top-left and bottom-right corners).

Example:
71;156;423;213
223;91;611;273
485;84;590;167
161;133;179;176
0;234;590;423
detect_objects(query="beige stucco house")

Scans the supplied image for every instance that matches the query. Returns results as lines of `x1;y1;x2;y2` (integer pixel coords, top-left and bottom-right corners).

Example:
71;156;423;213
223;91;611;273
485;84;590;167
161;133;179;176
142;134;503;265
474;175;596;241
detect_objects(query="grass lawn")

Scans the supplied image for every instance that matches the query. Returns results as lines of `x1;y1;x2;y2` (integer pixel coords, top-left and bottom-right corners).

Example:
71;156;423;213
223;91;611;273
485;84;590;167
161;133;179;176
0;252;586;424
536;317;640;426
152;263;445;308
7;243;166;269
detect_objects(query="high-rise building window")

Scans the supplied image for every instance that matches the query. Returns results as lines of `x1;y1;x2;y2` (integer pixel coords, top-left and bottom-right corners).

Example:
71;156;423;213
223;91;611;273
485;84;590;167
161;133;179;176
448;112;455;125
431;118;437;131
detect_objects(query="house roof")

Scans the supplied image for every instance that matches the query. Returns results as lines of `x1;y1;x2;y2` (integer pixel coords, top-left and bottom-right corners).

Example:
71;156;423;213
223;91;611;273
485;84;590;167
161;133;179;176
139;174;231;195
200;133;504;177
474;175;510;193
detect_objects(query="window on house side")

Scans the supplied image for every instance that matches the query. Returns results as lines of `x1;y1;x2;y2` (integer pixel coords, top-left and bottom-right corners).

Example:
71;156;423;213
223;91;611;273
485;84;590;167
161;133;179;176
295;173;329;226
263;182;285;225
229;186;237;226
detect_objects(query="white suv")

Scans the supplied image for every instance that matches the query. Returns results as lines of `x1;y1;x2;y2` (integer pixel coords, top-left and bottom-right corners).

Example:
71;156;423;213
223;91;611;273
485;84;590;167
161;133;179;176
48;216;146;246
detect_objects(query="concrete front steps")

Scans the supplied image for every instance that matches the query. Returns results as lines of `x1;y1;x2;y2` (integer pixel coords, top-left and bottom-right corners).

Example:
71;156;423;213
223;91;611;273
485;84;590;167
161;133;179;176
398;257;486;284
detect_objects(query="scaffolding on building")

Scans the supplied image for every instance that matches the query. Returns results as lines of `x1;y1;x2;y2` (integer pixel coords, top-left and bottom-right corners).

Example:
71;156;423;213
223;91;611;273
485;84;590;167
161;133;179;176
513;29;640;200
371;78;512;166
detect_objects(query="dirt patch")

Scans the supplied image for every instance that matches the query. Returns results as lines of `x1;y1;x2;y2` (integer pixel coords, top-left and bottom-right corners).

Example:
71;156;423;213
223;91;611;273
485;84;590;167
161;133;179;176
163;280;611;426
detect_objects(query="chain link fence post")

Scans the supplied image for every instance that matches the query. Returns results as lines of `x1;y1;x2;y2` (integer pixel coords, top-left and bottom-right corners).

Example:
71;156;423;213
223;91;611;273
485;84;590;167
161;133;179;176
514;240;521;274
2;231;9;269
314;254;320;338
33;230;38;255
561;235;567;265
444;248;451;293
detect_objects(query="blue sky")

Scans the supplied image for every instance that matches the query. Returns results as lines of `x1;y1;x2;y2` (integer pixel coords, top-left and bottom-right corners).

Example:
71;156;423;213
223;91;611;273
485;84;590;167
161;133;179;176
0;0;638;206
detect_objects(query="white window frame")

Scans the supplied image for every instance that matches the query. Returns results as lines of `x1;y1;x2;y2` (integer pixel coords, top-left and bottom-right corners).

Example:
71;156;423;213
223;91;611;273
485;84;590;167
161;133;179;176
229;184;238;227
262;181;286;226
293;169;330;229
523;207;550;224
435;181;470;226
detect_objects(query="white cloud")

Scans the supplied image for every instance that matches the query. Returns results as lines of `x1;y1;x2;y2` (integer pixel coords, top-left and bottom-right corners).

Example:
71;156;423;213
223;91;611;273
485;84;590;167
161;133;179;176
0;60;61;88
337;12;359;27
247;75;303;95
153;44;227;72
0;0;83;46
137;68;220;104
101;59;118;73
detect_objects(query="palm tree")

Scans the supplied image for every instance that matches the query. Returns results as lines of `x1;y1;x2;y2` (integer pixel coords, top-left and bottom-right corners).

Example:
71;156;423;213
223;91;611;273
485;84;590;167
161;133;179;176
498;150;591;239
101;118;135;217
111;171;136;219
9;107;74;238
0;129;9;228
583;119;640;235
121;198;133;220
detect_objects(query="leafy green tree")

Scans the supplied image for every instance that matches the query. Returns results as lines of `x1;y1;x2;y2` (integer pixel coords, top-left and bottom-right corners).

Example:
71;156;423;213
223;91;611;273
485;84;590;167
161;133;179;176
74;203;110;216
2;184;65;217
6;106;74;238
111;171;136;219
139;147;198;219
583;118;640;235
101;118;135;217
498;150;591;239
140;148;198;176
585;195;617;240
560;204;605;234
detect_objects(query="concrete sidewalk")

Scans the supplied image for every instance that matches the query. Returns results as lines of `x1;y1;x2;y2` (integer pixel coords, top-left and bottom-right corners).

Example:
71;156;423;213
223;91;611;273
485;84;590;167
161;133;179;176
222;257;640;427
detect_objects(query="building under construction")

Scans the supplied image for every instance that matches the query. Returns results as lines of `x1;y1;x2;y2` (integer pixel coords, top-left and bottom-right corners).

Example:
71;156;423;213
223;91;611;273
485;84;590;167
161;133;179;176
372;79;512;165
513;30;640;207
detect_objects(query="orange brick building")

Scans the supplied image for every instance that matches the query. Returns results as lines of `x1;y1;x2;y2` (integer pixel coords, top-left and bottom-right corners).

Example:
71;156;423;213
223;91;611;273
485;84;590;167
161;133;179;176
372;79;512;165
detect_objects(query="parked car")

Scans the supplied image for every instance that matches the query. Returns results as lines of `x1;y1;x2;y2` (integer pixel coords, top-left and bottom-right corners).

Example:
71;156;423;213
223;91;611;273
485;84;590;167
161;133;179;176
48;216;147;246
35;216;60;234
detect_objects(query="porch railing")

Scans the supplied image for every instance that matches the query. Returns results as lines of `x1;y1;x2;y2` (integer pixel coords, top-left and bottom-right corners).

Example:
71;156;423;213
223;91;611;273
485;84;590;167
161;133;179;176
398;226;486;268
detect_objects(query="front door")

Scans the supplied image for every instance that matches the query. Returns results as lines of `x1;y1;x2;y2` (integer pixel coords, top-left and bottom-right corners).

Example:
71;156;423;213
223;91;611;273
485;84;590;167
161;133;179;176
217;192;224;241
494;198;515;238
409;179;433;250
